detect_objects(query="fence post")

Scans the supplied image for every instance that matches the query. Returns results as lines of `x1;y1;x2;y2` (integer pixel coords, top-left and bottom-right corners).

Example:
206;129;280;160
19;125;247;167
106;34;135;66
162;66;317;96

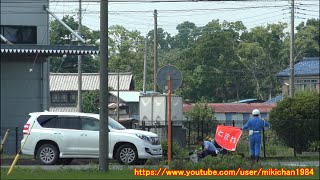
263;128;266;159
188;121;191;149
171;121;173;160
201;120;204;139
15;127;18;154
142;121;145;131
197;120;199;137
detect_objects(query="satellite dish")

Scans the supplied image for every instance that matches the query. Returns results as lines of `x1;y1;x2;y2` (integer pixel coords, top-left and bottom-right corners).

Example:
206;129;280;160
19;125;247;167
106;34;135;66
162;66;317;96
156;65;182;91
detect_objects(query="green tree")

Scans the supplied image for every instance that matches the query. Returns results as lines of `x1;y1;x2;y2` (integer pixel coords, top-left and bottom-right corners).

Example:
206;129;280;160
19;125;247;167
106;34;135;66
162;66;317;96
82;90;100;114
295;18;320;59
269;91;320;156
107;25;149;91
175;20;245;102
185;101;218;137
171;21;200;49
82;87;114;114
49;15;100;73
147;27;173;50
238;22;288;100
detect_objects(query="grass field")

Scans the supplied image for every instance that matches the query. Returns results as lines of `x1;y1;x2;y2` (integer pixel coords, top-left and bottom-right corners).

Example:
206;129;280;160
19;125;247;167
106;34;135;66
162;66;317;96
1;167;319;180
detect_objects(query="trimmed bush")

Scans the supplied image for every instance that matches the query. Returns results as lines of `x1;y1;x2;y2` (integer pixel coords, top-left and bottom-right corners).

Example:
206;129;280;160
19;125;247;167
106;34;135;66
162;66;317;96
269;91;320;154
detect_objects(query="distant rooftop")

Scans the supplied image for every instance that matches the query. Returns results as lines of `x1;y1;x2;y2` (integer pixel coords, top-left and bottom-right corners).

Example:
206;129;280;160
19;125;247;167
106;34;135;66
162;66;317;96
50;73;134;91
264;95;284;104
183;103;276;113
277;57;320;77
110;91;141;102
233;98;265;103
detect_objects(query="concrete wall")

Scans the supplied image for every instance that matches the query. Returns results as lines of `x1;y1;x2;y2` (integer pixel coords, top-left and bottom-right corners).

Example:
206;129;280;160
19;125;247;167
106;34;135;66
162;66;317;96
0;0;49;45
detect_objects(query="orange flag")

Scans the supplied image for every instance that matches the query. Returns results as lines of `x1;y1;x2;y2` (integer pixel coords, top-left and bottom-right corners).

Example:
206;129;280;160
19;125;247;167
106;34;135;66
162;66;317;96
215;125;242;151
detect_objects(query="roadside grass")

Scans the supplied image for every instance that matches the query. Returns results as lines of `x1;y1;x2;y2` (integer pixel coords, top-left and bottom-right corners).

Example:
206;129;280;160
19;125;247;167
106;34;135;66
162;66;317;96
1;166;319;179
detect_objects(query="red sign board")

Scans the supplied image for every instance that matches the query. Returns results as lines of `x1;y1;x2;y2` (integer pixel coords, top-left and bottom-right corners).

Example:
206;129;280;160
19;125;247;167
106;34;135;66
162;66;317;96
215;125;242;151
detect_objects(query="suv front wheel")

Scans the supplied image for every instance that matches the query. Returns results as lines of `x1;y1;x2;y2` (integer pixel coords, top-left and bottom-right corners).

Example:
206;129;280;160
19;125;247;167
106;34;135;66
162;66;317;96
116;144;138;165
36;144;59;165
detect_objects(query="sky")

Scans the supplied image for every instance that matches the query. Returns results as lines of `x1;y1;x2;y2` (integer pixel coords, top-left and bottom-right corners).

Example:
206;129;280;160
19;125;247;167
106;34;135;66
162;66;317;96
49;0;319;36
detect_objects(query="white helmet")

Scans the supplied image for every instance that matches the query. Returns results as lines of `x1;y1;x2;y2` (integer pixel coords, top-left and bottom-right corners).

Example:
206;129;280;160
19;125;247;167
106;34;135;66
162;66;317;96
252;109;260;116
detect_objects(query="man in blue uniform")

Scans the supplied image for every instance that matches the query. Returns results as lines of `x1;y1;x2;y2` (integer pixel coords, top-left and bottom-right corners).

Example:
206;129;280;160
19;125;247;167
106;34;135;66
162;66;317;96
241;109;270;163
196;136;219;158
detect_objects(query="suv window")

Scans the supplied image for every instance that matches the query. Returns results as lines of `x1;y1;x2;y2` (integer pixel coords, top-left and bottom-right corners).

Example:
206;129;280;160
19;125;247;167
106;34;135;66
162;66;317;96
109;118;126;130
37;115;81;130
56;116;81;130
37;115;58;128
81;117;99;131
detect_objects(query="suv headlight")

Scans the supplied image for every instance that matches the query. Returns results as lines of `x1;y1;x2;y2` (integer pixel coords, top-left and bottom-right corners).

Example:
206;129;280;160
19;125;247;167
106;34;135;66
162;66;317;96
136;134;152;144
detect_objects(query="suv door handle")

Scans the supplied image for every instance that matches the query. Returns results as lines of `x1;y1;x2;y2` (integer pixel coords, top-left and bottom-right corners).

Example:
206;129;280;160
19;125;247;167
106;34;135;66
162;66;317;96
80;133;87;136
54;133;61;135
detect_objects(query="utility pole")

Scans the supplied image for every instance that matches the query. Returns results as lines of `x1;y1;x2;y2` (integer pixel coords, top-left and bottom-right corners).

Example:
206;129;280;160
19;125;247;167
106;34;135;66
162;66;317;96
143;36;148;94
289;0;295;97
117;70;120;122
77;0;83;112
290;0;296;158
153;9;158;92
99;0;109;172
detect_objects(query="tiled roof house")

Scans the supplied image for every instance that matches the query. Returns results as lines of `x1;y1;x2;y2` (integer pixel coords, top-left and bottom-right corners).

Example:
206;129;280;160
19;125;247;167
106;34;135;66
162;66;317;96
183;103;276;127
277;57;320;95
49;72;135;112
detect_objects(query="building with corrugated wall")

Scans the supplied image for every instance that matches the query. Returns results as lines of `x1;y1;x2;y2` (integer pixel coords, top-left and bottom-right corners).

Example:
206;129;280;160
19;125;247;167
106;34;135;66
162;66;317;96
0;0;99;154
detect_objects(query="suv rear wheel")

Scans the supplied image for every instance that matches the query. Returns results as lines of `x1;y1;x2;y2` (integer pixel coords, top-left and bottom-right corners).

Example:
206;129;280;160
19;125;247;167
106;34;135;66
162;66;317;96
116;144;138;165
36;144;59;165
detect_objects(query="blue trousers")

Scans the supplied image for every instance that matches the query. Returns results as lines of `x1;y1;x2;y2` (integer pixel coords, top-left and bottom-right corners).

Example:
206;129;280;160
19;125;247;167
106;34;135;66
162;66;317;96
249;134;262;156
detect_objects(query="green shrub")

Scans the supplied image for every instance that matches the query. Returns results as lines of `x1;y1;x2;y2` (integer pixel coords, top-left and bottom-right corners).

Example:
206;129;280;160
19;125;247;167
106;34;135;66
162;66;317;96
161;141;189;158
144;158;166;166
264;144;278;156
269;91;320;154
308;141;320;152
82;90;99;114
234;136;249;156
170;154;259;170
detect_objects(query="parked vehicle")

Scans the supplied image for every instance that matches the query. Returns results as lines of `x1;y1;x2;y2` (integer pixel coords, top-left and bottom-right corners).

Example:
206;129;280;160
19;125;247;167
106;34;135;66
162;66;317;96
233;98;265;104
21;112;162;165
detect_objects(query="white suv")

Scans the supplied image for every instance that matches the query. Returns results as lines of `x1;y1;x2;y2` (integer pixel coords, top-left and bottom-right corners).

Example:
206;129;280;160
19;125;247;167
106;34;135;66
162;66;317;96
21;112;162;165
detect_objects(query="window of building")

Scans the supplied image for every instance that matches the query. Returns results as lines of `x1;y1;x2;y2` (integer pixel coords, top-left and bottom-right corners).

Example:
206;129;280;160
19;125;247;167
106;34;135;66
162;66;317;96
51;92;69;103
295;79;318;92
1;25;37;44
70;92;77;103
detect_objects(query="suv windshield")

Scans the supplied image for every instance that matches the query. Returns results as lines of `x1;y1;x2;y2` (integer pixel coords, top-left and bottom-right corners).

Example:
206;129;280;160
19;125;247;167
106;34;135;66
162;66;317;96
108;118;125;130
